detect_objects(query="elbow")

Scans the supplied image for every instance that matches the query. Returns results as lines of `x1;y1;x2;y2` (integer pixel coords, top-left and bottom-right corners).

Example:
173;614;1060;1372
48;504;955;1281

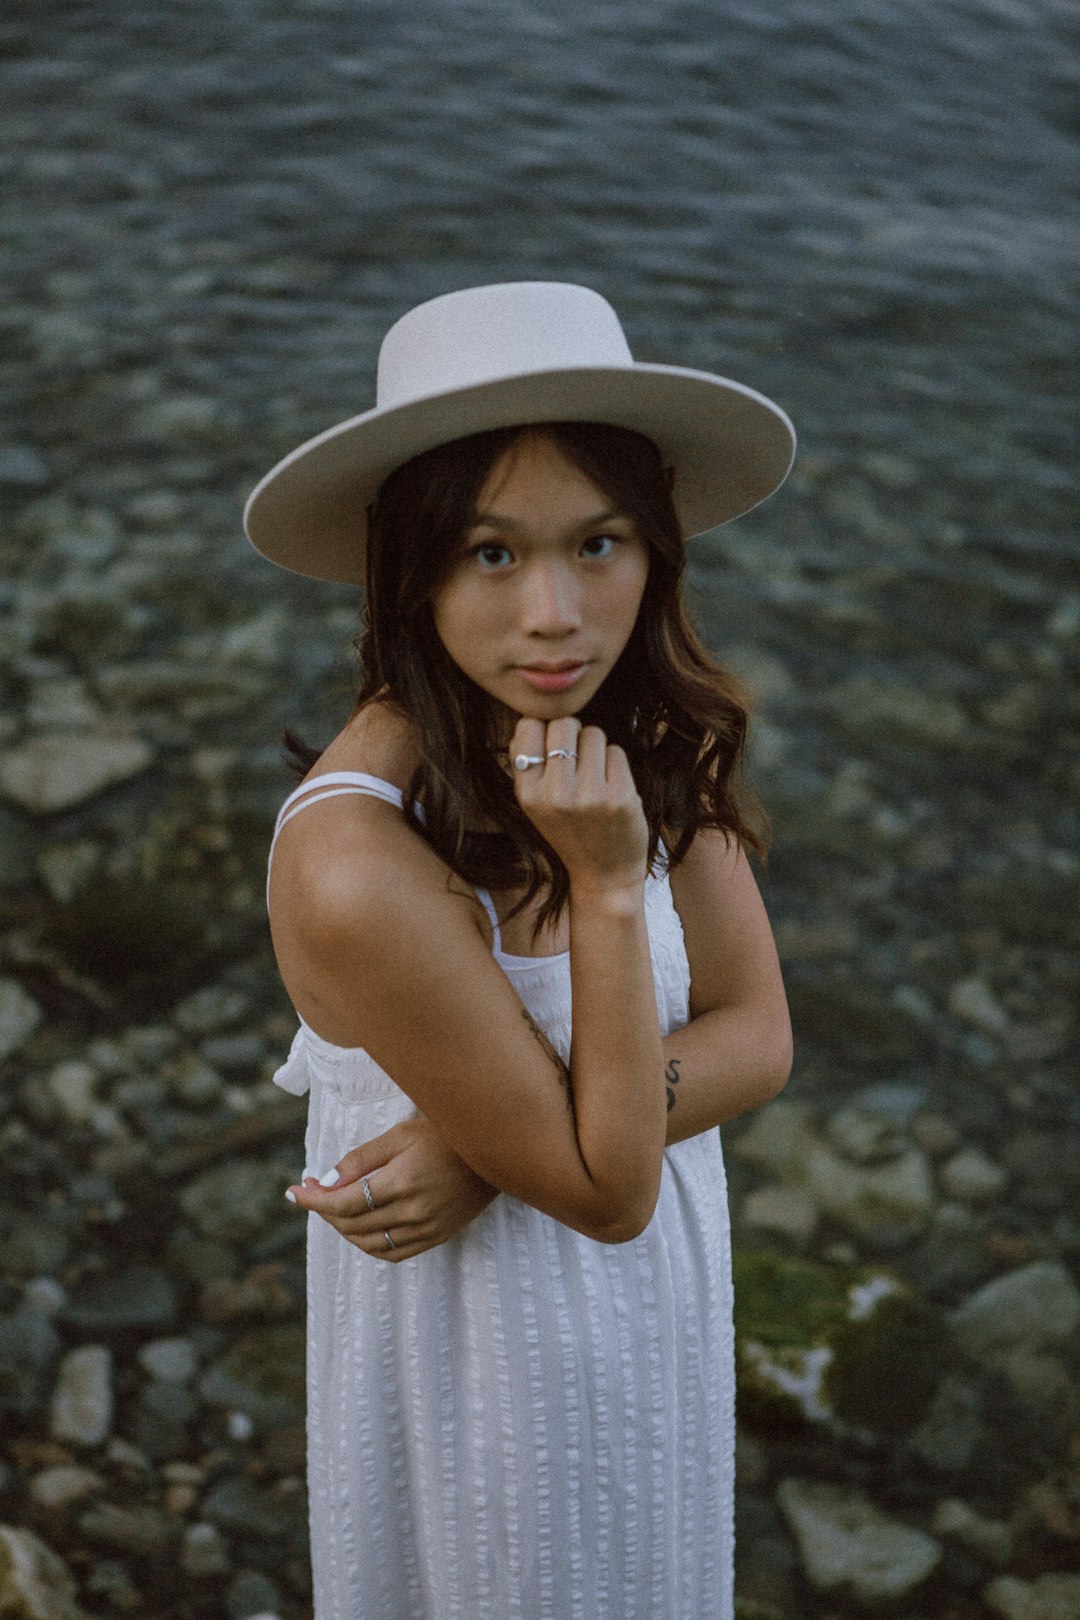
767;1019;794;1099
588;1184;662;1246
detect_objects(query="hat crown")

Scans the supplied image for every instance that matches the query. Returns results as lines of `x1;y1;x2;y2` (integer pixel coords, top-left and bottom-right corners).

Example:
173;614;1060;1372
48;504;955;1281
376;282;635;412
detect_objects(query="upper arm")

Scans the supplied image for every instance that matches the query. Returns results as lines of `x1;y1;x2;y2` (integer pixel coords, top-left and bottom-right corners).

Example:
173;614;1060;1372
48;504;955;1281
668;830;792;1060
272;810;615;1235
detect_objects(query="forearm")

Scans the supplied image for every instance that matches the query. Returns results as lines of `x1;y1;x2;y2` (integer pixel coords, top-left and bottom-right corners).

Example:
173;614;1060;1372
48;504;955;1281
662;1004;793;1146
568;883;667;1237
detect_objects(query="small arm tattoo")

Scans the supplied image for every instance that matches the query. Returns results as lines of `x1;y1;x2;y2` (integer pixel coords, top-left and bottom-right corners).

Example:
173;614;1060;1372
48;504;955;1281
522;1007;574;1112
665;1057;682;1112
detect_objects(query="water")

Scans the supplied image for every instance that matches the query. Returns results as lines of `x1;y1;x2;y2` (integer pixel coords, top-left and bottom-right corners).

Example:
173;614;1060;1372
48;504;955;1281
2;2;1079;1609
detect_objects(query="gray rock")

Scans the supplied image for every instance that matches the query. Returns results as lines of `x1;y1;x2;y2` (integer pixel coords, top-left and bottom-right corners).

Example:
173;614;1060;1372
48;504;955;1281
0;1216;71;1279
826;1102;908;1165
172;985;251;1037
199;1324;305;1431
777;1477;943;1603
179;1160;288;1243
0;1307;62;1419
28;1466;106;1511
0;445;51;487
0;733;154;814
59;1265;177;1336
0;979;43;1061
49;1346;113;1448
948;975;1010;1034
201;1477;288;1539
136;1337;197;1384
939;1146;1009;1203
908;1373;985;1472
0;1522;89;1620
932;1498;1012;1566
741;1183;818;1247
181;1522;232;1579
227;1569;285;1619
36;842;102;904
77;1502;180;1558
950;1262;1080;1361
984;1574;1080;1620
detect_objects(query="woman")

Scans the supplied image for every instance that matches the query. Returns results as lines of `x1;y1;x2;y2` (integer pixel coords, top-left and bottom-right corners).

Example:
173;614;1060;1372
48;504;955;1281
247;282;795;1619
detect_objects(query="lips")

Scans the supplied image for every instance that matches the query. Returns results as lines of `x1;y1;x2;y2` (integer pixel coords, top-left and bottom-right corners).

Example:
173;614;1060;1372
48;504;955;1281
515;661;588;693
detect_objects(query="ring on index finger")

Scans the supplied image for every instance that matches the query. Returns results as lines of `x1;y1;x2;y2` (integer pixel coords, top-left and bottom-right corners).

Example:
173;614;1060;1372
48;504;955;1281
514;753;545;771
361;1176;376;1212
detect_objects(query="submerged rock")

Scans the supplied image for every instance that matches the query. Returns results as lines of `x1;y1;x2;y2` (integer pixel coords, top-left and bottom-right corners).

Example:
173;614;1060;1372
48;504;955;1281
0;1522;89;1620
777;1478;942;1603
733;1249;946;1436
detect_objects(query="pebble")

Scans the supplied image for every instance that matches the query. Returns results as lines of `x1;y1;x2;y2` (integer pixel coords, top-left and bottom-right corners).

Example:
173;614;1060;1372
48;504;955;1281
741;1183;819;1247
933;1498;1012;1566
950;1261;1080;1361
939;1146;1010;1202
0;978;43;1061
77;1502;180;1557
59;1266;177;1337
28;1464;107;1510
948;975;1010;1034
776;1477;943;1602
0;732;155;814
181;1521;232;1579
136;1337;198;1384
0;1521;89;1620
49;1346;113;1448
984;1574;1080;1620
907;1373;985;1472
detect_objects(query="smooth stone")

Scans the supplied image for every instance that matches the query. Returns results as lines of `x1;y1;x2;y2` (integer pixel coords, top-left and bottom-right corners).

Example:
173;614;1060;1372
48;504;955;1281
136;1337;197;1384
227;1570;284;1619
950;1262;1080;1360
741;1183;819;1247
179;1160;289;1243
939;1146;1009;1202
180;1522;231;1579
984;1574;1080;1620
172;986;251;1037
59;1266;177;1336
201;1477;290;1539
948;975;1010;1034
77;1503;179;1557
0;733;154;814
0;445;51;486
0;1522;89;1620
826;1102;908;1165
777;1478;943;1603
932;1498;1012;1566
0;980;43;1061
0;1308;62;1419
49;1346;112;1448
44;1063;100;1126
36;843;102;904
28;1465;106;1511
908;1373;985;1472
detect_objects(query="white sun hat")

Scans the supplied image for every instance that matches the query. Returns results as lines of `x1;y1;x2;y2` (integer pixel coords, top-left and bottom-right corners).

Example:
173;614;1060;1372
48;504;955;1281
244;281;796;585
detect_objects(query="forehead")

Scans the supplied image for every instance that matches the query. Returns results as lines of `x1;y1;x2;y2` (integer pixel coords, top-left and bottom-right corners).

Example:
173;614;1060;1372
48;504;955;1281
473;431;611;520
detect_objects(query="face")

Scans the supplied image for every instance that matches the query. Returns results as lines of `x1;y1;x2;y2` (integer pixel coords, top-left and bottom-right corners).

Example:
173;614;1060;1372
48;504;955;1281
431;432;651;731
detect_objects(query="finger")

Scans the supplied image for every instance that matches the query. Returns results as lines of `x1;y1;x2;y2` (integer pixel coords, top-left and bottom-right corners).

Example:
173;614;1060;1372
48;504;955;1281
575;725;608;794
542;715;582;770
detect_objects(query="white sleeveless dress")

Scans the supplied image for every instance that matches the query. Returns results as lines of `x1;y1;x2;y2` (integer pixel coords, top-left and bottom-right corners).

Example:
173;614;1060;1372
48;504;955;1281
267;772;736;1620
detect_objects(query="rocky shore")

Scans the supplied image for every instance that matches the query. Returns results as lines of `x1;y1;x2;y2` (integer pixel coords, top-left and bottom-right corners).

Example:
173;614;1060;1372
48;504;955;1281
0;453;1076;1618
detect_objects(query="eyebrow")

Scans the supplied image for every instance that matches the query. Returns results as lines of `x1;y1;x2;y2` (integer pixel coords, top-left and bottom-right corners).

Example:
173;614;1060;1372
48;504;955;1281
466;507;627;533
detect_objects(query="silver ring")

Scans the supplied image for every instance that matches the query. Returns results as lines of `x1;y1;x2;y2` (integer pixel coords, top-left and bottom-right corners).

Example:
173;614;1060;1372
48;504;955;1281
361;1176;375;1212
546;748;578;761
384;1230;396;1250
514;753;545;771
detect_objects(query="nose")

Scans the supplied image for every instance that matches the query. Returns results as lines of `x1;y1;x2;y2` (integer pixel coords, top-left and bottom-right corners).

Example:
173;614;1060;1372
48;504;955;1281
520;560;581;636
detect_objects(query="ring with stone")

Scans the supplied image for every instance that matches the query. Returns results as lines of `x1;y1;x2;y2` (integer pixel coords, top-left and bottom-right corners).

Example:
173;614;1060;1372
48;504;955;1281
545;748;578;761
514;753;545;771
384;1230;396;1250
361;1176;375;1212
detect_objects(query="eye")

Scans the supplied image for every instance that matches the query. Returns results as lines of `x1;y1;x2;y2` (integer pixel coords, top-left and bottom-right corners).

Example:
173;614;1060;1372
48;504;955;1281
470;542;513;571
580;533;618;560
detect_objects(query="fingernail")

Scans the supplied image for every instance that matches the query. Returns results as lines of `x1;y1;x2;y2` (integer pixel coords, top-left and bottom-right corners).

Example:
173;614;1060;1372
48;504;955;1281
285;1189;298;1204
318;1168;340;1188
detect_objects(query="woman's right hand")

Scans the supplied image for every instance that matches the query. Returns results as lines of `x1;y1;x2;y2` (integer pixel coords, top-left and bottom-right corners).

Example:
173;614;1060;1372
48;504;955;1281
510;716;649;895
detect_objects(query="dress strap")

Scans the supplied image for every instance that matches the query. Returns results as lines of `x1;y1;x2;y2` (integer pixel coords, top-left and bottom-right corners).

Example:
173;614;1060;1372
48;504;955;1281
472;888;503;954
266;772;406;909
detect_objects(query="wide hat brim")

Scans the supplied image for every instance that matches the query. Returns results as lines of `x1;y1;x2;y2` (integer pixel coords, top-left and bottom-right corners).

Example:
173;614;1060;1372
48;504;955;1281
244;362;796;586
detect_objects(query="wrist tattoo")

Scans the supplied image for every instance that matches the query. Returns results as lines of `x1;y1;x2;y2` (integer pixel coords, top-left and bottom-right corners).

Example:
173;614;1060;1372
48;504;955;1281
522;1008;574;1112
665;1056;682;1112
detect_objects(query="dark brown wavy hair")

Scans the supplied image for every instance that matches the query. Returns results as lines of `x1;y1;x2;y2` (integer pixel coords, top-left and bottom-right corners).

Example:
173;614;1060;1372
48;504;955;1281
285;420;768;933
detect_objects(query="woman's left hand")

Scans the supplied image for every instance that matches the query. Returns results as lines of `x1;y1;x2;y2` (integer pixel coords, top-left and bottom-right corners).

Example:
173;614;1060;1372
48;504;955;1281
285;1113;499;1262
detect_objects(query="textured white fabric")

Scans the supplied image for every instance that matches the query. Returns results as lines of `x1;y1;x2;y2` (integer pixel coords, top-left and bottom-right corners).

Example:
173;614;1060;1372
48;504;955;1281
269;776;735;1619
